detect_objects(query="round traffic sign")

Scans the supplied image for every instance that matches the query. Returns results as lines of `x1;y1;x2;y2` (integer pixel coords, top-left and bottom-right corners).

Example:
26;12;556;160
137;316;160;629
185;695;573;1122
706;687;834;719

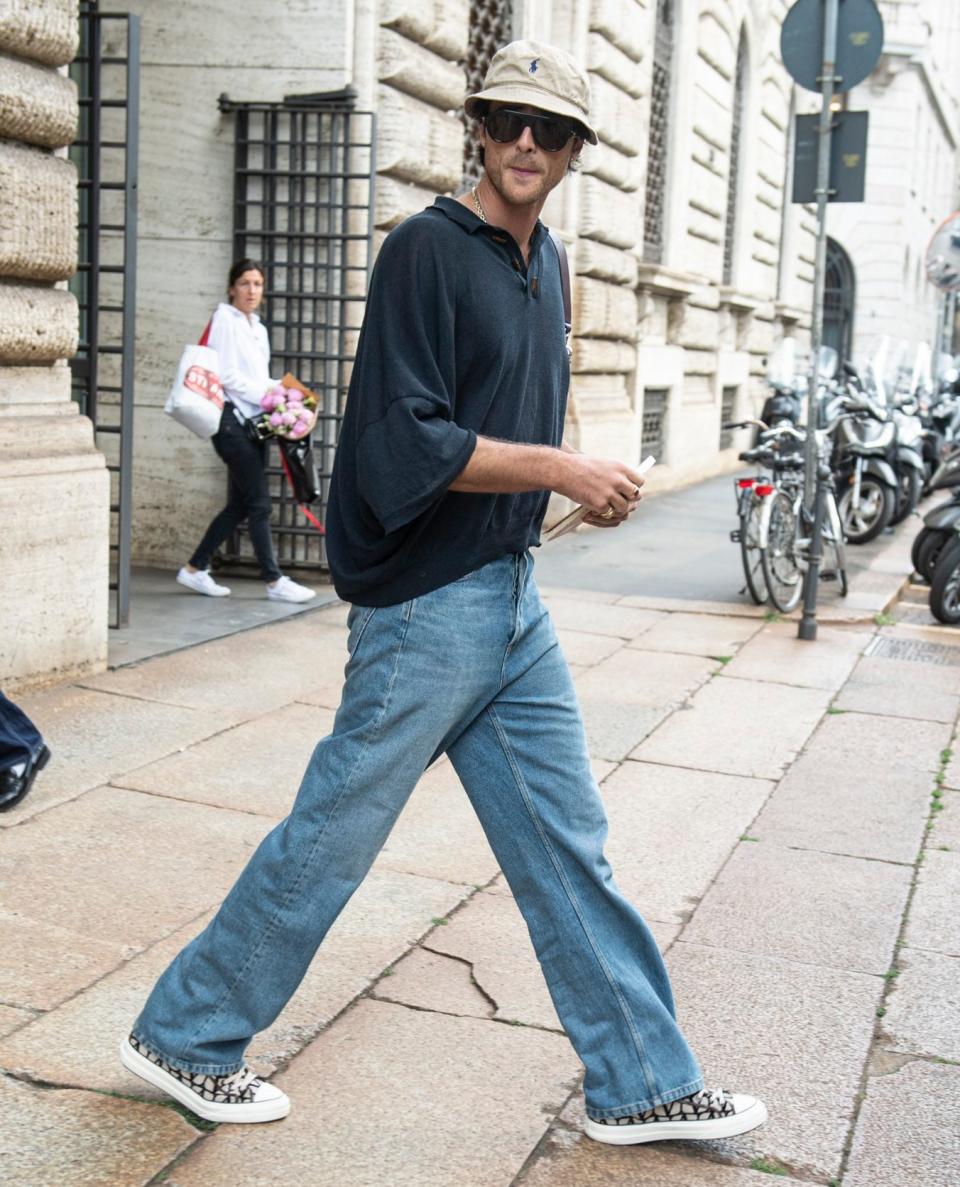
781;0;884;93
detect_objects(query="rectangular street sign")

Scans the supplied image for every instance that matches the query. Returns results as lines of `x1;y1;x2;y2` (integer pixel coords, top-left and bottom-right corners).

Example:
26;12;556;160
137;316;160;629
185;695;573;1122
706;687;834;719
792;110;869;203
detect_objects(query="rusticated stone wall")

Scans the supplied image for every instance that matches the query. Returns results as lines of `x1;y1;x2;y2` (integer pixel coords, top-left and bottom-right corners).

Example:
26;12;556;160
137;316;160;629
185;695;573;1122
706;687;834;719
112;0;354;567
0;0;110;689
373;1;467;233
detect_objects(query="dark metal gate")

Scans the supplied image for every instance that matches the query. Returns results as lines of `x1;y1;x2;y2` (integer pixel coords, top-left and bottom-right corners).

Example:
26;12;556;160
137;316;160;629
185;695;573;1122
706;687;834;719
219;90;376;571
69;1;140;627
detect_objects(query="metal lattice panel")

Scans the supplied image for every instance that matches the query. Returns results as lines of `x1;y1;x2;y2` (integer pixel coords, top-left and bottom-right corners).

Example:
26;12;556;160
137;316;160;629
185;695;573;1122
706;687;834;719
70;1;140;627
219;92;376;571
719;386;738;449
642;388;669;458
462;0;513;188
723;35;747;287
643;0;673;264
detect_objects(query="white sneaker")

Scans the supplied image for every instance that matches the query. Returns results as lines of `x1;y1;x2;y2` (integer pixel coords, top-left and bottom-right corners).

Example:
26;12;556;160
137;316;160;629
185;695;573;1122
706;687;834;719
177;567;231;597
584;1086;767;1145
120;1035;289;1124
266;575;315;603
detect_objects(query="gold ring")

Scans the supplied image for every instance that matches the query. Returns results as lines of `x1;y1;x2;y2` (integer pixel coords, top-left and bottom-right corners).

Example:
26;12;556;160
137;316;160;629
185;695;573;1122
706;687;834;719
601;506;615;520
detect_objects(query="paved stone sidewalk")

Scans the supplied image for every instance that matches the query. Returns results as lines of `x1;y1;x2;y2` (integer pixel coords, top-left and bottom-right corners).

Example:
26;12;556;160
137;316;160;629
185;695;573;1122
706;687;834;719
2;519;958;1187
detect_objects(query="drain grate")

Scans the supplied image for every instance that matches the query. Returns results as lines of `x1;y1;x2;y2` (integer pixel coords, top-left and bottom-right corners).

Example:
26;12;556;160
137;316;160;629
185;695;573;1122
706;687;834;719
864;636;960;667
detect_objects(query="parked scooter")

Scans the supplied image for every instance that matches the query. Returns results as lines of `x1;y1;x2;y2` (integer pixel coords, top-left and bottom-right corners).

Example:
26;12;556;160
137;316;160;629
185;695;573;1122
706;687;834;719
911;444;960;582
829;368;899;543
929;522;960;624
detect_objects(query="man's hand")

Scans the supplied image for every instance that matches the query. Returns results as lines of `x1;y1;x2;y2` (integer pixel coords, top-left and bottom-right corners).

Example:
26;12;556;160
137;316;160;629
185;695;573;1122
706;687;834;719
554;452;645;519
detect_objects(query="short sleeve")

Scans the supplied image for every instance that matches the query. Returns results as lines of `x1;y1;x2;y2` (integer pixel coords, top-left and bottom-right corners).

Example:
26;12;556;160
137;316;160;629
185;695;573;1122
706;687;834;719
349;218;476;533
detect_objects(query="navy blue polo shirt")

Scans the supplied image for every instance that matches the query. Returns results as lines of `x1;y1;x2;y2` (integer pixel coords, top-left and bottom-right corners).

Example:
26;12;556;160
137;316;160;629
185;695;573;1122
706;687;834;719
325;196;569;606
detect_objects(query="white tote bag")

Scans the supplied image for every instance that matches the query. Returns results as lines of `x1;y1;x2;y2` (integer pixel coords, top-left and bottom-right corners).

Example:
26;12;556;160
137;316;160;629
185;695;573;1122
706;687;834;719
164;320;225;439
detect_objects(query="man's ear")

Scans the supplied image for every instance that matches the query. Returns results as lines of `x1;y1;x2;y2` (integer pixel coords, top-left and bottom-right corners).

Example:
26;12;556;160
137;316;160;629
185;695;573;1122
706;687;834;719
570;138;583;165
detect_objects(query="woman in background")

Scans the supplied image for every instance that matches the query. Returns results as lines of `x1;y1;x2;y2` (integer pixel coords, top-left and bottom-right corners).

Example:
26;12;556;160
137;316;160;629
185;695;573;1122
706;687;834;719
177;259;315;603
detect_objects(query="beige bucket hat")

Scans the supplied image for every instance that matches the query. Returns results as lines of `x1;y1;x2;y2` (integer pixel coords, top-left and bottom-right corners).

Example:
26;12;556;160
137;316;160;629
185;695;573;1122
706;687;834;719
464;39;598;145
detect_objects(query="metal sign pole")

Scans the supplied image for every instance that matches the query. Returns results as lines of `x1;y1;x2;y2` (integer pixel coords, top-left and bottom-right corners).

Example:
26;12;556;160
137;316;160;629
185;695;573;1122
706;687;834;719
798;0;840;642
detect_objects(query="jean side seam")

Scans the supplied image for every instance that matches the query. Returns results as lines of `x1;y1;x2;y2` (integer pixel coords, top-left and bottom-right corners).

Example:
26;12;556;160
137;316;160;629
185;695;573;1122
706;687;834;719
486;704;659;1099
179;607;416;1065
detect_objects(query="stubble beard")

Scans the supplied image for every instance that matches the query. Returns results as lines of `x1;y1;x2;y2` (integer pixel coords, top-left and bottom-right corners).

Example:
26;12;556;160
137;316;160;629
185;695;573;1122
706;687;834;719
486;156;553;210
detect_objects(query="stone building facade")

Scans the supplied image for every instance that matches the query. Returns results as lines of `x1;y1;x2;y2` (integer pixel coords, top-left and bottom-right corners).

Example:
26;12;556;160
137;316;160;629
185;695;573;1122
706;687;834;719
0;0;108;688
826;0;960;367
4;0;827;684
119;0;815;578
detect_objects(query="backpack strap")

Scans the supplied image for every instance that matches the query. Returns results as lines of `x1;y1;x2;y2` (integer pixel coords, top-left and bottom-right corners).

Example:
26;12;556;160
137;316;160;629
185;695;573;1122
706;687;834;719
548;228;572;336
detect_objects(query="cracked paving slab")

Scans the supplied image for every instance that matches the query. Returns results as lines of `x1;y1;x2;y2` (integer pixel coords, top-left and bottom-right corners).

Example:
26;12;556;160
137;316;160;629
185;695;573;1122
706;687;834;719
0;867;469;1094
165;999;581;1187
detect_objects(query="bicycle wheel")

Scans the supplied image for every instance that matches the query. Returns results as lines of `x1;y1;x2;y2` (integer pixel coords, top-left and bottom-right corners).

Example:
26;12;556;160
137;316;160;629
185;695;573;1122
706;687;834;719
738;495;768;605
929;535;960;625
823;491;849;597
761;490;803;613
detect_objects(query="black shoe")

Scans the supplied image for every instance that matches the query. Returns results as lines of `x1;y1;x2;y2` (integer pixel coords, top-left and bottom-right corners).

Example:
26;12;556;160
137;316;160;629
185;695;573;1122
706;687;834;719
0;744;51;812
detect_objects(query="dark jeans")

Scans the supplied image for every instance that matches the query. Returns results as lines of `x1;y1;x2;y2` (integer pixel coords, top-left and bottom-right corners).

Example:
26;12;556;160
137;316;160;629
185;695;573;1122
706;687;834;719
0;691;43;768
189;407;282;582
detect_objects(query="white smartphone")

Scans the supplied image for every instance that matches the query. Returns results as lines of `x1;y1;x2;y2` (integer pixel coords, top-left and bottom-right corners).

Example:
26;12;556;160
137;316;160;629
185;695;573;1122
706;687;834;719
542;455;658;542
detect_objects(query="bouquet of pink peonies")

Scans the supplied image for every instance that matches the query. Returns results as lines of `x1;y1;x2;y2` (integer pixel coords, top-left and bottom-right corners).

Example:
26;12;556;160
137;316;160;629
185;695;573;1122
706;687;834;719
259;374;319;441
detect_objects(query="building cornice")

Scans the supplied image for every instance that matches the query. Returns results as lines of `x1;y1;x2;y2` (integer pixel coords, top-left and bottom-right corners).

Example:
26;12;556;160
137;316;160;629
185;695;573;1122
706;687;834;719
874;43;959;150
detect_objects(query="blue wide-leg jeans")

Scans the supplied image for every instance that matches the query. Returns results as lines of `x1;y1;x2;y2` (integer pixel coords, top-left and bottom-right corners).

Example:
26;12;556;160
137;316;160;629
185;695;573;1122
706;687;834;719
133;553;703;1119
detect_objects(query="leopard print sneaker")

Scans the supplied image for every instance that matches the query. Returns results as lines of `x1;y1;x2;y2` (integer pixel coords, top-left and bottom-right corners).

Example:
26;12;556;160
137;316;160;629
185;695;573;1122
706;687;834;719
120;1034;290;1124
584;1086;767;1145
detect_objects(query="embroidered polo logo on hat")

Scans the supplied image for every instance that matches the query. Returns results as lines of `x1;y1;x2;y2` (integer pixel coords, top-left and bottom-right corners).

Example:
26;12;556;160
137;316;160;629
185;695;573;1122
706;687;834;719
529;58;539;73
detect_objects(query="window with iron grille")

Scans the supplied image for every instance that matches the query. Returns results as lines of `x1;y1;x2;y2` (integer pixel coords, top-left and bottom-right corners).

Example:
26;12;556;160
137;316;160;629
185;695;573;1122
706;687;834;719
722;32;747;287
719;386;738;449
218;91;376;572
462;0;514;188
641;388;669;458
643;0;674;264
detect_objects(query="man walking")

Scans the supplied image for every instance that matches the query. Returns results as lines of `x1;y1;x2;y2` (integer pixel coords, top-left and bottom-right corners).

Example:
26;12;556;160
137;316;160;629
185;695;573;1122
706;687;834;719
120;40;767;1146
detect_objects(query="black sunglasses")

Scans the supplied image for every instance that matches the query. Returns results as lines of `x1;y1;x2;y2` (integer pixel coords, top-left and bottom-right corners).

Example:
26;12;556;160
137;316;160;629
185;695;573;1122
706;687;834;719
484;109;577;153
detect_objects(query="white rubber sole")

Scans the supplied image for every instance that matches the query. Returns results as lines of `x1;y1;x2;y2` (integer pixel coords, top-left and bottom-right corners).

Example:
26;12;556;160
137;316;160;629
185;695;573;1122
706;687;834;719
119;1038;290;1124
176;573;230;597
584;1097;767;1145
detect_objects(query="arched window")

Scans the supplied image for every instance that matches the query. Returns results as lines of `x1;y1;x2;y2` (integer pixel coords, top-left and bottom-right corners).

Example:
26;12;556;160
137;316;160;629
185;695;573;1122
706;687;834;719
823;237;856;362
461;0;514;188
722;30;748;287
643;0;674;263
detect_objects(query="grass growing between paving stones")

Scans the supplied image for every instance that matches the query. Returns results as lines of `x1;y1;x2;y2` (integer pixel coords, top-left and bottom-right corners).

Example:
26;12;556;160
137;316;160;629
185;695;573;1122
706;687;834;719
749;1156;789;1175
873;612;897;626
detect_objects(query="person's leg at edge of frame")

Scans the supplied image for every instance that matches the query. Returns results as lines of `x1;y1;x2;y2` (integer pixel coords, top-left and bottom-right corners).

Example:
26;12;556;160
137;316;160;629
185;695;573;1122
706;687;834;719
445;554;767;1145
118;557;523;1123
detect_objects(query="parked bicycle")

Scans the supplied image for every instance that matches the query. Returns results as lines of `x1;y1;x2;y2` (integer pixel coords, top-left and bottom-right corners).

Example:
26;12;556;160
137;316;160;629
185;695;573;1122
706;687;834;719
727;417;848;613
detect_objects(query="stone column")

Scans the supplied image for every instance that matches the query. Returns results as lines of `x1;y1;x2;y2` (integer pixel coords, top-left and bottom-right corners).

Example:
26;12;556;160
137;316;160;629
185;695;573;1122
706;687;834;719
0;0;109;688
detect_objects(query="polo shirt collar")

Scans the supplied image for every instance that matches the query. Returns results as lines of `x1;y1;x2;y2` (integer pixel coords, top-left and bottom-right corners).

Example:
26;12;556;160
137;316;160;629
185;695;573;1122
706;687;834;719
433;196;545;249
